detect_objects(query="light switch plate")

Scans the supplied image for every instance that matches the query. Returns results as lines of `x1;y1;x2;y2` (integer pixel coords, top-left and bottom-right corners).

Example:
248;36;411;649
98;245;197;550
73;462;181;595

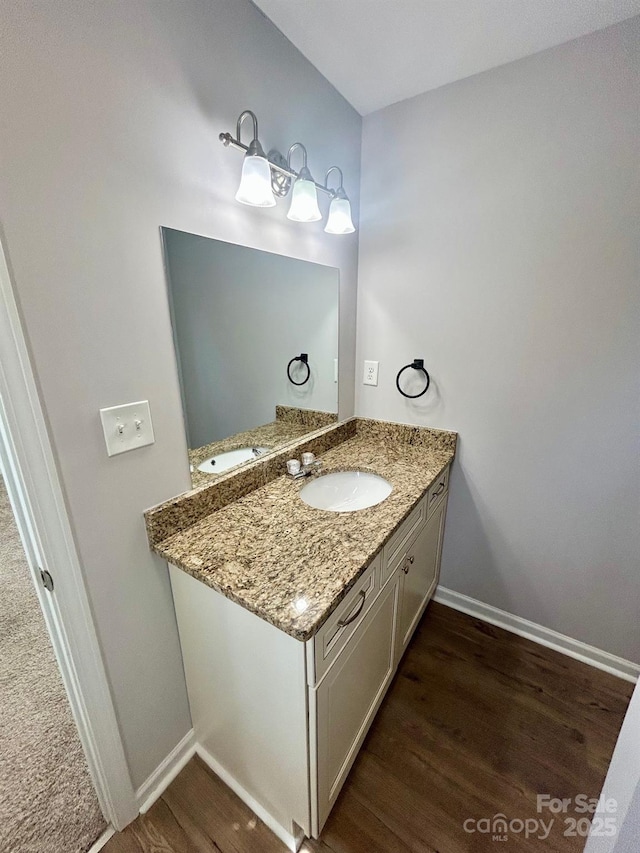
100;400;155;457
363;360;379;386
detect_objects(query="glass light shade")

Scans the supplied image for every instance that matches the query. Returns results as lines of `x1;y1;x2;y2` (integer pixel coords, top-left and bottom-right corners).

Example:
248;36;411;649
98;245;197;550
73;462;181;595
235;154;276;207
287;178;322;222
325;196;355;234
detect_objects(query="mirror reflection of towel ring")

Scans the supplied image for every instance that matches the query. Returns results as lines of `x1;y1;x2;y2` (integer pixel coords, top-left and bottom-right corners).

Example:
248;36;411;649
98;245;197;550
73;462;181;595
287;353;310;386
396;359;430;399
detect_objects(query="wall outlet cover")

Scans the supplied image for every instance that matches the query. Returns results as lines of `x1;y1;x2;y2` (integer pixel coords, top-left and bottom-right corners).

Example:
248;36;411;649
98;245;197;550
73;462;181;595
363;360;379;386
100;400;155;457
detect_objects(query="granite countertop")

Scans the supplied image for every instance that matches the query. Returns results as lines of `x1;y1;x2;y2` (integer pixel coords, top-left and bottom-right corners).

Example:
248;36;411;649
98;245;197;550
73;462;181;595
151;420;456;642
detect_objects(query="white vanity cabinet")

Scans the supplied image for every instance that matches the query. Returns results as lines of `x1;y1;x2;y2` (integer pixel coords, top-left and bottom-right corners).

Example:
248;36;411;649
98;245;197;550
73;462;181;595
379;465;449;666
168;465;449;849
394;470;449;663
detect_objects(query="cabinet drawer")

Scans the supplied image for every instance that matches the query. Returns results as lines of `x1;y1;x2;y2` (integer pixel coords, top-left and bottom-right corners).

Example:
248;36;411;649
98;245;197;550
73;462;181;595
311;554;380;686
426;465;449;517
380;498;426;587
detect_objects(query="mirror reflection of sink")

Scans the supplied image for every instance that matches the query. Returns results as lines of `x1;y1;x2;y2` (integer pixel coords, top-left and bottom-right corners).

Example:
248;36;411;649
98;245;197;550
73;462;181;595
300;471;392;512
197;447;270;474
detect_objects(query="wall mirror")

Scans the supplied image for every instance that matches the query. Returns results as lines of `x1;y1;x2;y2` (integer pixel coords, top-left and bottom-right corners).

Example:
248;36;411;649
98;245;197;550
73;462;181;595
162;228;339;486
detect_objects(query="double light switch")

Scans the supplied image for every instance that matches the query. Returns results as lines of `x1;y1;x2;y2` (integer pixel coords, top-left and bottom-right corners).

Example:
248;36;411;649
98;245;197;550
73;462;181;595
99;400;155;457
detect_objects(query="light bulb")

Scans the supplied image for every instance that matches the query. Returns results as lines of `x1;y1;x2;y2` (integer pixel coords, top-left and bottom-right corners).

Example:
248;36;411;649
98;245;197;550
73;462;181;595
287;177;321;222
235;154;275;207
324;196;355;234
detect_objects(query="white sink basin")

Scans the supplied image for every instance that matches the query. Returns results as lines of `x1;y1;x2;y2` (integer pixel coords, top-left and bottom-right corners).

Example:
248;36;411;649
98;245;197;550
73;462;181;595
197;446;270;474
300;471;392;512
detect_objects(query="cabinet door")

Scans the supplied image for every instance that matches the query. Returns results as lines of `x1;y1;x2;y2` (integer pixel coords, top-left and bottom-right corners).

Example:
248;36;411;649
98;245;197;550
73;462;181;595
396;494;447;662
315;578;397;832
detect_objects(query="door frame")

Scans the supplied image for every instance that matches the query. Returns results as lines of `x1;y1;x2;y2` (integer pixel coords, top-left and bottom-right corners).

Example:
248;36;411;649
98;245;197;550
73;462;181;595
0;233;137;830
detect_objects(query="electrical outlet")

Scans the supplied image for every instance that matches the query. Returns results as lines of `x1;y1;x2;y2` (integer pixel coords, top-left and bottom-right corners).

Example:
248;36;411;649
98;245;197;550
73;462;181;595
363;360;379;386
99;400;155;457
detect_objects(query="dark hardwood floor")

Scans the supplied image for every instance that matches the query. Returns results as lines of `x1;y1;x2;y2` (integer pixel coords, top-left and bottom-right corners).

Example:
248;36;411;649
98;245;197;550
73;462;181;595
104;602;632;853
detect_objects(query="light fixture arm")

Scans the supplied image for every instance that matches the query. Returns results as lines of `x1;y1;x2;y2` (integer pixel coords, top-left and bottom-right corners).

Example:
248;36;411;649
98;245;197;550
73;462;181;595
287;142;311;178
236;110;259;144
324;166;344;190
324;166;348;200
234;109;267;159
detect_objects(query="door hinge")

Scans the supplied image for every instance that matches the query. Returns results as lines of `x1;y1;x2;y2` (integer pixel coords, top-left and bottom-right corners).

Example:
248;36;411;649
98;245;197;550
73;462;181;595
40;569;54;592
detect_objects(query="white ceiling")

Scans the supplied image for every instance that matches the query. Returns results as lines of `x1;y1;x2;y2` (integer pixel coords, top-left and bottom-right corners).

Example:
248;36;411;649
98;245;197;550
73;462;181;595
252;0;640;115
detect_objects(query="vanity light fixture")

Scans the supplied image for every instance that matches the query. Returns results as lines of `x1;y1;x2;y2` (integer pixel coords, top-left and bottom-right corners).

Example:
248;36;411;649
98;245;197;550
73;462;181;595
219;110;356;233
324;167;355;234
233;111;276;208
287;143;321;222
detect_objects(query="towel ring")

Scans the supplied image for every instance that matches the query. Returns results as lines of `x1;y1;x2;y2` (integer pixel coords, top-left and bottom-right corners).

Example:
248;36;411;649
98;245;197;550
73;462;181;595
396;359;430;399
287;353;310;386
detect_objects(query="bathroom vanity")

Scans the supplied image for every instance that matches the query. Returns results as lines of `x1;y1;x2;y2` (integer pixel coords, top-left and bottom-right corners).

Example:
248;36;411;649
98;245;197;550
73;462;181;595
146;417;455;849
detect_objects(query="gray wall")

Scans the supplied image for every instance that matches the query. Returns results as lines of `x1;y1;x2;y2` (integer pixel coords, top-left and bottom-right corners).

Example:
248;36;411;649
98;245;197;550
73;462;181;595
0;0;360;788
164;231;339;448
356;18;640;661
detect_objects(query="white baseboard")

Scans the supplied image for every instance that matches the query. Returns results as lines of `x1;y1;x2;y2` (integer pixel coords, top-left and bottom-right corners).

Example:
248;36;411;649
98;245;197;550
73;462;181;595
195;744;301;852
87;826;115;853
136;728;196;813
131;731;301;850
433;586;639;684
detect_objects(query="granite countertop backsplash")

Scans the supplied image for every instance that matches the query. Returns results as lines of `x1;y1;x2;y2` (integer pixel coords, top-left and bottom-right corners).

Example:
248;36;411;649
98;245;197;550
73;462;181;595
147;418;456;642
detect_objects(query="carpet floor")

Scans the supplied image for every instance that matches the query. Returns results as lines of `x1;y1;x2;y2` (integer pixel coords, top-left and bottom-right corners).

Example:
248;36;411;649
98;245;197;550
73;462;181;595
0;475;106;853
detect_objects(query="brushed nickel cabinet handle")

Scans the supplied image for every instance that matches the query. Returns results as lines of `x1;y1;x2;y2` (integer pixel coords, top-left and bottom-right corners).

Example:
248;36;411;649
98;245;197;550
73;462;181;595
432;481;446;499
337;590;366;627
409;555;415;564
